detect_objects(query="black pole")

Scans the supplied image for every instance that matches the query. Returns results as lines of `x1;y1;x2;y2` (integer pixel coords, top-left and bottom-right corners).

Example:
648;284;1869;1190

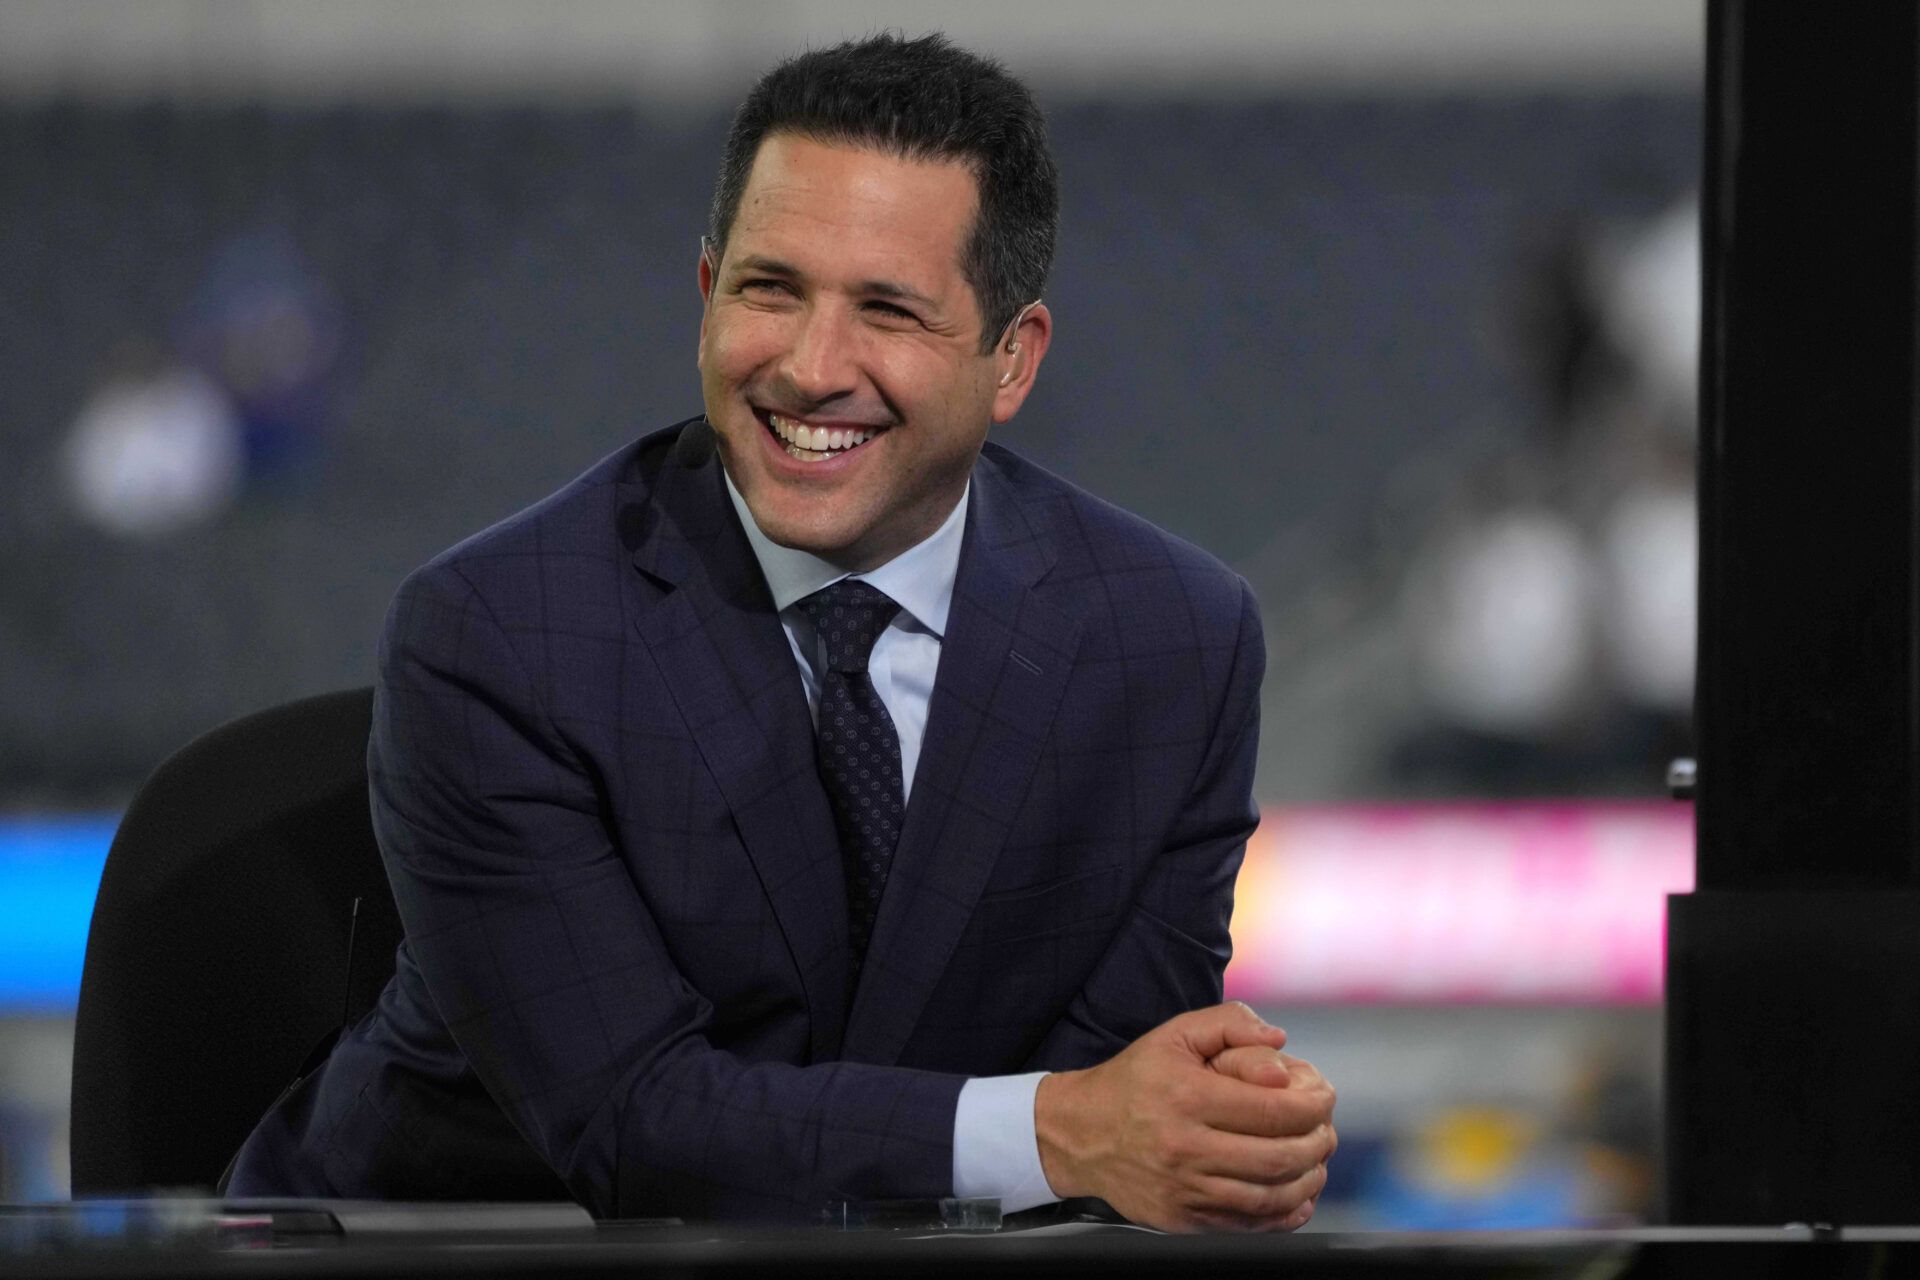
1667;0;1920;1224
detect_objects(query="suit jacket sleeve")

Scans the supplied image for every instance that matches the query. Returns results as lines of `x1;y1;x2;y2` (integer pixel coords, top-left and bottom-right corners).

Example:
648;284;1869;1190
370;560;965;1220
1019;578;1265;1070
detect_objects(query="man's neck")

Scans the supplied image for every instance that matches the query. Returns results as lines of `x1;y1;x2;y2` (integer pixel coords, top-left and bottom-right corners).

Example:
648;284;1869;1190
722;472;969;637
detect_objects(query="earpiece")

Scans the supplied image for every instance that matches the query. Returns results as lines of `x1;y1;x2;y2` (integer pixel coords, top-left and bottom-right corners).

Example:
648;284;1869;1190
997;299;1042;388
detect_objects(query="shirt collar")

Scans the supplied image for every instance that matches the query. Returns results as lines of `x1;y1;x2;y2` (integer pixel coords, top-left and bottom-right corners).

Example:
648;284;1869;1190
722;472;968;639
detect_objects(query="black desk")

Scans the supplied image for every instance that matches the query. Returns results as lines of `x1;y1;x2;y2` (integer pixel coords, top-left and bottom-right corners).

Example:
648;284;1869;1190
6;1205;1919;1279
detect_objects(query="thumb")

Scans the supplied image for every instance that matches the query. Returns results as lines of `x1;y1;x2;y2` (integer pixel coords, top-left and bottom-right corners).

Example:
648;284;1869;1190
1169;1001;1288;1061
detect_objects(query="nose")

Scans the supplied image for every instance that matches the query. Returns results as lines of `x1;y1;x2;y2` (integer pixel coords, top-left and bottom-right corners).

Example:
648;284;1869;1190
778;303;861;405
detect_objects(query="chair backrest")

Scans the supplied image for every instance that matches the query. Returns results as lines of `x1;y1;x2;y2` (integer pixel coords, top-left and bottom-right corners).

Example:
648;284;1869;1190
70;687;404;1195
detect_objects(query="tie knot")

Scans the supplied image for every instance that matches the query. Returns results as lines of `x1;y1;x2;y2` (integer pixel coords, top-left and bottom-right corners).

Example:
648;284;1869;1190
801;579;901;674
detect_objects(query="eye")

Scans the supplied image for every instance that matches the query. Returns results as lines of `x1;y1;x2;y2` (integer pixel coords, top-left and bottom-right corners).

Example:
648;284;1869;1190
738;277;797;298
862;300;920;324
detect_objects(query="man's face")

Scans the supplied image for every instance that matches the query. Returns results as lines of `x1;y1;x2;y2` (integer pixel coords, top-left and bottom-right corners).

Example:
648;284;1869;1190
698;133;1048;571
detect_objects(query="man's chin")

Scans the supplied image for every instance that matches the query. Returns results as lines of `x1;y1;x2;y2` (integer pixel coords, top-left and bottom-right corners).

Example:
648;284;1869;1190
746;504;876;564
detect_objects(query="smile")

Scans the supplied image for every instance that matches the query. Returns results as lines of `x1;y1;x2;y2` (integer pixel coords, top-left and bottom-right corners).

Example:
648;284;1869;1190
763;411;885;462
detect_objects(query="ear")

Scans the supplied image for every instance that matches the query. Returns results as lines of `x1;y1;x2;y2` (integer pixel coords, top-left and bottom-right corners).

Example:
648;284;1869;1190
696;242;718;368
990;301;1053;425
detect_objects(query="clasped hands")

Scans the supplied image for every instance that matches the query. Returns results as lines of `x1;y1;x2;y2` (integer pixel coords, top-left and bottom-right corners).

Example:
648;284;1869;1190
1034;1002;1337;1233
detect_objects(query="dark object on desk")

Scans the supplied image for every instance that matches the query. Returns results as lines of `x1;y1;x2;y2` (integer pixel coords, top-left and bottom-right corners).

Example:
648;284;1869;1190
820;1197;1003;1232
223;1198;597;1241
1;1198;597;1257
70;687;404;1195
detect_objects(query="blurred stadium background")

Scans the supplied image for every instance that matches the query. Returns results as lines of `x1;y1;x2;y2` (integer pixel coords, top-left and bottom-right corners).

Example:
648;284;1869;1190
0;0;1702;1226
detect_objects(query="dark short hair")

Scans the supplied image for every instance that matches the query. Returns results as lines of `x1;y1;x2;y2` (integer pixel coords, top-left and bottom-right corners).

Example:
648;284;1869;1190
708;32;1058;352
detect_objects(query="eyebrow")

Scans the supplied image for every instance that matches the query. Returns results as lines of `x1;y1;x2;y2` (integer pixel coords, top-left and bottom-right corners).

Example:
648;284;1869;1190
731;254;940;311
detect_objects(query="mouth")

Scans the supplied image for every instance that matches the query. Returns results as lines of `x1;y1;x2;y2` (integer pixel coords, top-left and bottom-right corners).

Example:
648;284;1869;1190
757;409;888;463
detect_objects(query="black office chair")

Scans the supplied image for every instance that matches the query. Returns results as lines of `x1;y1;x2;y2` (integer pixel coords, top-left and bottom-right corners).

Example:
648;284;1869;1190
70;687;404;1195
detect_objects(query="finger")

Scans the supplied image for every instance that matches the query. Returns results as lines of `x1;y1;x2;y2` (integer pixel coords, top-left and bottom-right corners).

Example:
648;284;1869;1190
1176;1191;1316;1236
1276;1055;1337;1118
1208;1045;1291;1088
1188;1070;1336;1138
1278;1054;1332;1096
1171;1002;1287;1061
1194;1124;1337;1184
1180;1206;1278;1235
1187;1163;1328;1225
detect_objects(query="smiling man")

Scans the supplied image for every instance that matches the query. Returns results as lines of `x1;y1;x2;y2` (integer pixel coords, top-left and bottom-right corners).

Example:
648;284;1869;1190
228;33;1335;1232
700;132;1005;571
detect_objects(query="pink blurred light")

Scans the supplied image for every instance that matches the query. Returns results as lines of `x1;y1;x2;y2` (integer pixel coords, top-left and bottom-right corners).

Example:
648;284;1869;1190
1224;802;1694;1005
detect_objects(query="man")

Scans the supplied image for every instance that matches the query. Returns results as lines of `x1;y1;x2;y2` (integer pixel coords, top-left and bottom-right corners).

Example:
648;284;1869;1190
229;33;1336;1231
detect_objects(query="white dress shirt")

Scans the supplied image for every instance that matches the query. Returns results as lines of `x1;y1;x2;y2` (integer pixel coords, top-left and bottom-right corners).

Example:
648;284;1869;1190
723;474;1058;1214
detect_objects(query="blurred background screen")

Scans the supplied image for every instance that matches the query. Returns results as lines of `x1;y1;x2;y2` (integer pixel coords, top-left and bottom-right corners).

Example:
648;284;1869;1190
0;0;1702;1226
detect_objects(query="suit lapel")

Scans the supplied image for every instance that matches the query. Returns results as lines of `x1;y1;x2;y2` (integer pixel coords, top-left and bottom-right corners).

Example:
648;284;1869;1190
625;423;850;1062
842;453;1083;1065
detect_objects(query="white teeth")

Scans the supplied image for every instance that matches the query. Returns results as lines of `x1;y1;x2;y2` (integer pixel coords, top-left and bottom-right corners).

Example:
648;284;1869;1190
768;412;878;460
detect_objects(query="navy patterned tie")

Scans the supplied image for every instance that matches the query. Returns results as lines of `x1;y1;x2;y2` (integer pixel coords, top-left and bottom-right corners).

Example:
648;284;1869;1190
800;579;906;979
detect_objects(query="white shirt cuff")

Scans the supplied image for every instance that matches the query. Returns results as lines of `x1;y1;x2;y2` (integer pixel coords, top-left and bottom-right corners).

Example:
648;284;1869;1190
951;1072;1059;1214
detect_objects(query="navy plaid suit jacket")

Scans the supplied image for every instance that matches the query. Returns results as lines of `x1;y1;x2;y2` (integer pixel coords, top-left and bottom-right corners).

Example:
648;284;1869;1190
227;417;1264;1220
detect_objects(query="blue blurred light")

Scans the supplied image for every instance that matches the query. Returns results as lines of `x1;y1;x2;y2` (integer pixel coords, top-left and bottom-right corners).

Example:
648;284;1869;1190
0;814;118;1013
